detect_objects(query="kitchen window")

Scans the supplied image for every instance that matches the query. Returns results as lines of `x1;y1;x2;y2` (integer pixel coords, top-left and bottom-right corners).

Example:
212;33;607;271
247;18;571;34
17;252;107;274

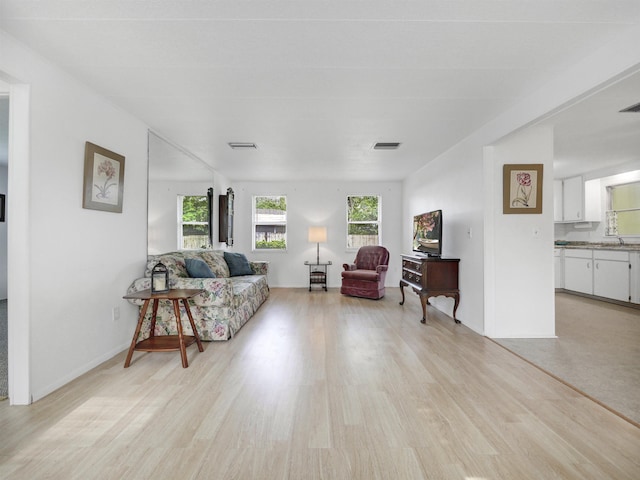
605;181;640;236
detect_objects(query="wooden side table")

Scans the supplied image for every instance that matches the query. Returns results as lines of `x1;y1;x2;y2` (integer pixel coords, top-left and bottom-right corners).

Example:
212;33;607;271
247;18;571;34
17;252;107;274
123;288;205;368
304;261;332;291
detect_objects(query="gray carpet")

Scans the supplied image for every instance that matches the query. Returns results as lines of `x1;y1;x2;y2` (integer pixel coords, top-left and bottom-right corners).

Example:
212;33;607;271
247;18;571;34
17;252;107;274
495;293;640;425
0;299;7;400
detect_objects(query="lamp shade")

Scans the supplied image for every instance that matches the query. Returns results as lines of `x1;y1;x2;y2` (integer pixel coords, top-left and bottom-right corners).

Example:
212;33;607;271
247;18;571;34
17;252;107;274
308;226;327;243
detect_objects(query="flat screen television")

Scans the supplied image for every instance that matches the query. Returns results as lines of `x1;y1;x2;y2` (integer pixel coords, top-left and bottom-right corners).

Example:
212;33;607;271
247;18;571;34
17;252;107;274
412;209;442;257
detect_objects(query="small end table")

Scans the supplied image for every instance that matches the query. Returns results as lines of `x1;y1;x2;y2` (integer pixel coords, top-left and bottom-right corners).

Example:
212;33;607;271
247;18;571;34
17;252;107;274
123;288;205;368
304;261;332;291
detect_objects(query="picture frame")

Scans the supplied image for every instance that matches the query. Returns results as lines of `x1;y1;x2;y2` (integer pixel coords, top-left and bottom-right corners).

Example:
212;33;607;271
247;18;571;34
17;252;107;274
82;141;125;213
0;194;5;222
503;164;543;214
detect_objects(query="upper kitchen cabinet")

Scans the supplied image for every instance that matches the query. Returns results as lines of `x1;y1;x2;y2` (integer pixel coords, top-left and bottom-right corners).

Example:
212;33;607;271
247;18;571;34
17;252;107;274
554;175;601;223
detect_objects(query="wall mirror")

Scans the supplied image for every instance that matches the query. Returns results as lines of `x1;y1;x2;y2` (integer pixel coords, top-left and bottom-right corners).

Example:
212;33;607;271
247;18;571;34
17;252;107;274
147;131;216;254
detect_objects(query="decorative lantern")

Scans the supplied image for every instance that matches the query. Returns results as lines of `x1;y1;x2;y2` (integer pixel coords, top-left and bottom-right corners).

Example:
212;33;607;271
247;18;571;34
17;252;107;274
151;262;169;293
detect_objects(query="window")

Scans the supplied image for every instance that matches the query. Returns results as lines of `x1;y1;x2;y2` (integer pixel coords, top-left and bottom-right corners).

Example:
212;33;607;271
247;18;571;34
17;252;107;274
347;195;381;248
253;195;287;250
178;194;211;249
606;181;640;236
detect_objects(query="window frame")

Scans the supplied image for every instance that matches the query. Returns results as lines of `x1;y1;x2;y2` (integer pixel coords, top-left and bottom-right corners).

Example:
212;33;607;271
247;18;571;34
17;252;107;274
252;195;288;252
346;194;382;250
605;180;640;237
177;194;211;250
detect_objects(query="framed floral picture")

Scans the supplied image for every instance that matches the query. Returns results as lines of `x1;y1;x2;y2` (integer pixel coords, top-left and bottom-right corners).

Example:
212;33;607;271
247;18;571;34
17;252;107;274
503;164;543;214
82;141;125;213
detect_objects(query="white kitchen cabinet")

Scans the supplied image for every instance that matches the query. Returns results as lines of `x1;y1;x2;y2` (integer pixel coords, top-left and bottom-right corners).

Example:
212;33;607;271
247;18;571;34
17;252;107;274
562;176;584;221
563;249;593;294
553;180;564;222
554;248;564;288
631;253;640;304
593;250;630;302
555;176;601;223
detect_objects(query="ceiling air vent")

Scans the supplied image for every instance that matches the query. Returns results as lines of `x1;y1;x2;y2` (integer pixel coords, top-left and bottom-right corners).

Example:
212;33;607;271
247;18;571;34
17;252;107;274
619;102;640;113
373;142;401;150
228;142;257;149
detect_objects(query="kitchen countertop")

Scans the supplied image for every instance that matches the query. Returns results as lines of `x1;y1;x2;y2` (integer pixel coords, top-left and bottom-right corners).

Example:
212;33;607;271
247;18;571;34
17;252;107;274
554;241;640;252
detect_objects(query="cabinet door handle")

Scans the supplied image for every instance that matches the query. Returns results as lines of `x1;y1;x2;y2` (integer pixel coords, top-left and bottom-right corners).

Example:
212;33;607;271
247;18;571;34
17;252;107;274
596;262;599;270
587;262;590;269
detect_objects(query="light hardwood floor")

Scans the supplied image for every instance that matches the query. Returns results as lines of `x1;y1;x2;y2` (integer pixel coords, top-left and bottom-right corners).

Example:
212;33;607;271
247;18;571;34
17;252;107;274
1;288;639;479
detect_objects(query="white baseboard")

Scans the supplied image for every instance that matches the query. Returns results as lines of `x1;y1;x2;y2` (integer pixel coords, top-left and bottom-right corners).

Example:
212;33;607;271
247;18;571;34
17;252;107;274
31;342;129;402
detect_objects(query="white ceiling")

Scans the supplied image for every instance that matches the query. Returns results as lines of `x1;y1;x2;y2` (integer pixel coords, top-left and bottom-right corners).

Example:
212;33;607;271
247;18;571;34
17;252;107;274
0;1;639;180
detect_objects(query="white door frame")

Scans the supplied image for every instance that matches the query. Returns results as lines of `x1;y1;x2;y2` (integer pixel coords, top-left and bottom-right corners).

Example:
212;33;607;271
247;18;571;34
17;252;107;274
7;83;31;405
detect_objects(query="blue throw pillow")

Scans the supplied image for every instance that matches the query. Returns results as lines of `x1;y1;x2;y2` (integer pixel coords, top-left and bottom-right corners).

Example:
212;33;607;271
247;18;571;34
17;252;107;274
185;257;217;278
223;252;253;276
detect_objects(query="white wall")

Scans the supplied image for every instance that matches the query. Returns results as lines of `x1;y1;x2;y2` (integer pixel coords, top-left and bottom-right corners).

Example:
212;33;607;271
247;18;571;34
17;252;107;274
404;142;486;332
1;31;149;401
485;127;555;338
0;90;7;299
232;181;403;288
0;165;7;299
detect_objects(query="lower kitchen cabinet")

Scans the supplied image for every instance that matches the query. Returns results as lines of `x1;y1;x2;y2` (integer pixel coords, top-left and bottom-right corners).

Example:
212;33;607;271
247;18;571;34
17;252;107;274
563;249;593;295
562;248;632;303
554;248;564;289
593;250;630;302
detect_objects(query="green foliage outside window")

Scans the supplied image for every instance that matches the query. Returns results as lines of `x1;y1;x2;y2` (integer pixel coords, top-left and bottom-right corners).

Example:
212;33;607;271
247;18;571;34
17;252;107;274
255;196;286;211
347;196;379;221
180;195;210;249
347;195;381;248
182;196;209;222
256;239;286;249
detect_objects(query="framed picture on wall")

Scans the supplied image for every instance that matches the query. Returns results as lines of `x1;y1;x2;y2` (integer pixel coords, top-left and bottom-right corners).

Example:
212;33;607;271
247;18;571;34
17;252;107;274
503;164;543;214
82;141;126;213
0;193;5;222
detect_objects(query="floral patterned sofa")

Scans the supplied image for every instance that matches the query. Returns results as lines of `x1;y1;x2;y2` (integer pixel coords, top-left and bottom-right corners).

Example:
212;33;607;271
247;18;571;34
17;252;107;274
126;250;269;341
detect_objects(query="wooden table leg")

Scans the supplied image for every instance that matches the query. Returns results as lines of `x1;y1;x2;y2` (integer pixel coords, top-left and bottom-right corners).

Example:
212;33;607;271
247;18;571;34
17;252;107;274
149;299;159;338
124;299;150;368
419;293;428;324
452;292;461;323
182;299;204;352
399;281;406;305
172;299;189;368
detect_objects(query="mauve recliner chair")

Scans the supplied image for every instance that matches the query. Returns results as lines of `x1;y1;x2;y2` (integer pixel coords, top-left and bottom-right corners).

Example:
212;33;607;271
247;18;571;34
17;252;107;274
340;245;390;299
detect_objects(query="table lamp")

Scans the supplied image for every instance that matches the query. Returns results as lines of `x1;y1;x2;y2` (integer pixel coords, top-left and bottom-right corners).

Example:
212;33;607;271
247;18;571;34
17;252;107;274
308;226;327;264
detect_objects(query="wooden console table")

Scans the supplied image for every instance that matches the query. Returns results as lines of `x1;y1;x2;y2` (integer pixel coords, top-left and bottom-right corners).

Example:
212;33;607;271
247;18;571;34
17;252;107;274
123;288;204;368
399;254;460;324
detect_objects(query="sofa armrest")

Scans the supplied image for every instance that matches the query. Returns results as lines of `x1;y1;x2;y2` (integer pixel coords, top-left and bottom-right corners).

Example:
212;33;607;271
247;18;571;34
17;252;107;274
125;277;234;307
126;278;152;306
343;263;356;271
250;260;269;275
376;265;389;274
